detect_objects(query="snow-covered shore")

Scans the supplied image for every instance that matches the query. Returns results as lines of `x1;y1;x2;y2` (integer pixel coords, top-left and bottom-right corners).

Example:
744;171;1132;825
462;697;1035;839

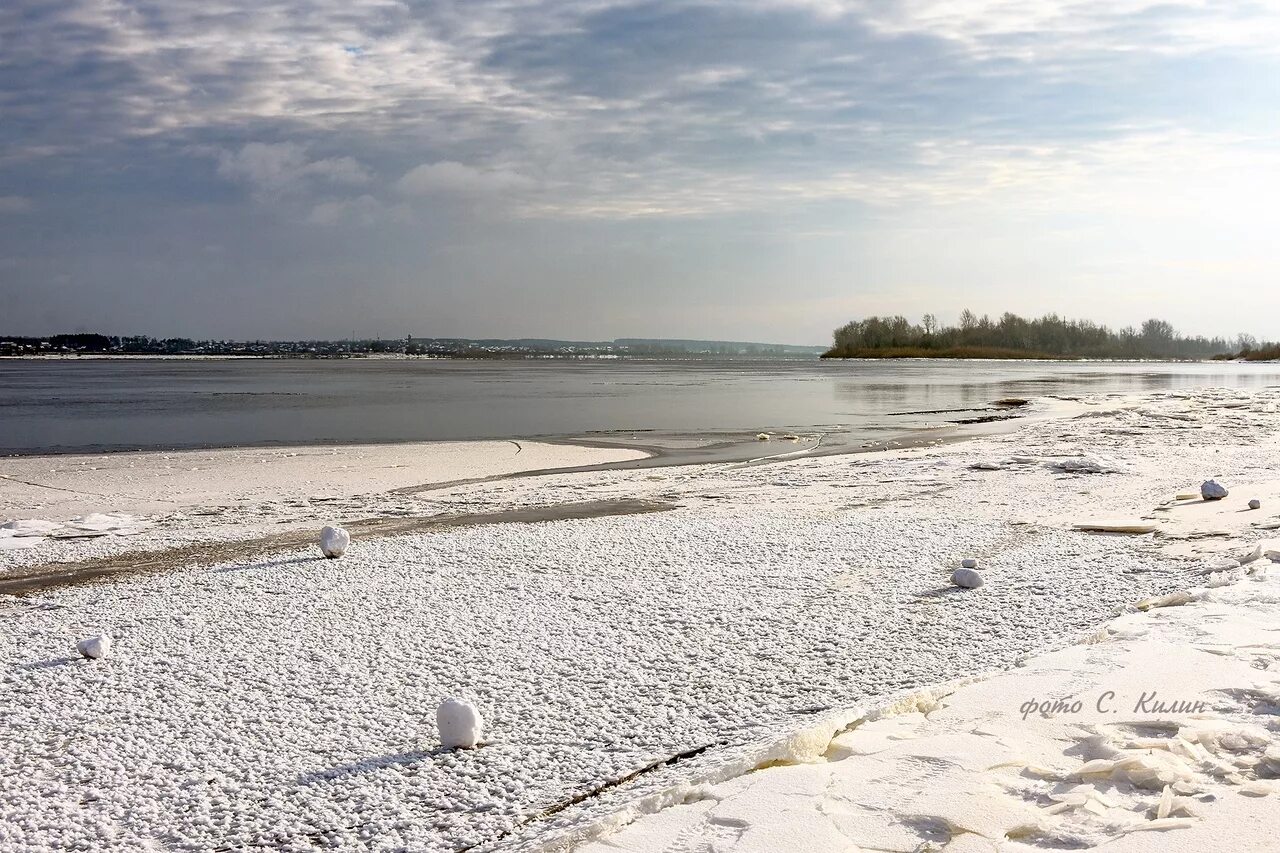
2;388;1279;851
575;572;1280;853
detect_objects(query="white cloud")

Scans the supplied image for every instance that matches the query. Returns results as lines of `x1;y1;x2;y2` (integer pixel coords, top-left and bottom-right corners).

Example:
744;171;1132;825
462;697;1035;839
397;161;536;197
8;0;1280;226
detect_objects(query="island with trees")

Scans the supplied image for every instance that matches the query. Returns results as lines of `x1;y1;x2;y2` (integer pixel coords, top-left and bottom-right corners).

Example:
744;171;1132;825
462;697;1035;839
823;311;1278;361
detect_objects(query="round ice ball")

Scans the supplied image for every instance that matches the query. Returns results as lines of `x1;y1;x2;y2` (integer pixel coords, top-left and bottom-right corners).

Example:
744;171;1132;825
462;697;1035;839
951;568;984;589
77;635;112;660
319;525;350;558
437;698;483;749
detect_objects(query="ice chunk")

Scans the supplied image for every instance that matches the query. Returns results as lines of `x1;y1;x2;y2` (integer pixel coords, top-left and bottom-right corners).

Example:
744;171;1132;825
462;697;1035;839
437;698;483;749
1201;480;1228;501
3;515;144;540
0;519;61;536
0;530;45;550
1073;520;1159;534
1048;455;1124;474
77;635;112;660
1240;540;1280;565
1126;817;1195;832
319;525;350;559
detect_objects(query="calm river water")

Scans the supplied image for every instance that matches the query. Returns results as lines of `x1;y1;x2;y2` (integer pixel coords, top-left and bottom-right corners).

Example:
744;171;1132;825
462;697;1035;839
2;357;1278;455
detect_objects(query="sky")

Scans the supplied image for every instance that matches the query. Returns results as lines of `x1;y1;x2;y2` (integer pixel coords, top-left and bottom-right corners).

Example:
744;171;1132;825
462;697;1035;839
2;0;1279;345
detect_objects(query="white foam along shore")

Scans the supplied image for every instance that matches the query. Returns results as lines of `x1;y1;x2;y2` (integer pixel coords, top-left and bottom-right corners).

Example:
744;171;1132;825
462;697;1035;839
3;387;1280;852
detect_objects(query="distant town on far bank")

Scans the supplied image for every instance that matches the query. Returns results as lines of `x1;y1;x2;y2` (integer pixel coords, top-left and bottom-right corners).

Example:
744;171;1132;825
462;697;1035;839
0;333;826;359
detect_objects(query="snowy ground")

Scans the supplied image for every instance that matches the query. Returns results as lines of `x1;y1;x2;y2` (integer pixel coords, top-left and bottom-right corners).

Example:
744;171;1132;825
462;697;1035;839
3;388;1280;851
577;570;1280;853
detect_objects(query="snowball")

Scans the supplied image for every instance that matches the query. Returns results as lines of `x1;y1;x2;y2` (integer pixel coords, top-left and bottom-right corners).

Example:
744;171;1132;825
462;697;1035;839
77;635;112;660
319;525;350;559
951;568;984;589
437;698;483;749
1201;480;1228;501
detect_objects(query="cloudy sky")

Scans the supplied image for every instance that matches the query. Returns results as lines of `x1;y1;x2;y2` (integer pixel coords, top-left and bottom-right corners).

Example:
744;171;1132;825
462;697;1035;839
2;0;1278;343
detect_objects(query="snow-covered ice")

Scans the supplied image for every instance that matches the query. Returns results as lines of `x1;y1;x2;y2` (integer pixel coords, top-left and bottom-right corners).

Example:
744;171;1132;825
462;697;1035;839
2;387;1280;851
581;564;1280;853
0;440;647;522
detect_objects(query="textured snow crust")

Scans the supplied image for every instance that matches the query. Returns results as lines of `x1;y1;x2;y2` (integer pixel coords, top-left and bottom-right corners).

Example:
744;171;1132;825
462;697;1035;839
580;570;1280;853
2;388;1279;851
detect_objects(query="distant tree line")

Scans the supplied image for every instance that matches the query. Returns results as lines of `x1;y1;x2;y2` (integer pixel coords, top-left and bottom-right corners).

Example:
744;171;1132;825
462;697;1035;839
823;311;1271;360
0;334;199;353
